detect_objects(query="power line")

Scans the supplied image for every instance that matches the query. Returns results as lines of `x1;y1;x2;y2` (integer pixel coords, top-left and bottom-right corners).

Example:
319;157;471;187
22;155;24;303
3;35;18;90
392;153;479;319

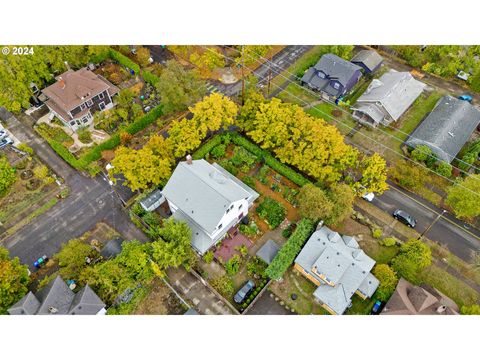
223;45;480;175
202;46;480;200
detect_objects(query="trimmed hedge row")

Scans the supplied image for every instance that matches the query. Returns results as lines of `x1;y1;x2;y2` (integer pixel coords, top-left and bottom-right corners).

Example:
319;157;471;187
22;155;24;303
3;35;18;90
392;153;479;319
109;49;140;74
192;135;224;160
230;133;310;187
42;105;163;171
142;70;160;86
265;219;315;280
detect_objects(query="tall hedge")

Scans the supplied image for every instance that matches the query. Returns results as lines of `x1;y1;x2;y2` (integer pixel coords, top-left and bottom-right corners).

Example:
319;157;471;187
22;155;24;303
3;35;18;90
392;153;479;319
265;219;315;280
230;133;310;186
142;70;160;86
109;49;140;74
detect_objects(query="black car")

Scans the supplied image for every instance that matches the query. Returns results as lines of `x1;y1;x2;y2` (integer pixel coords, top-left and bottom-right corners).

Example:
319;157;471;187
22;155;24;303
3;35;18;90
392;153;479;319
393;209;416;228
234;280;255;304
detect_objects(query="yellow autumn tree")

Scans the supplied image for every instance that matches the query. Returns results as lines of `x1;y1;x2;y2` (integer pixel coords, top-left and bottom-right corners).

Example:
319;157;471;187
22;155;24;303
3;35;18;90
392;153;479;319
358;153;389;194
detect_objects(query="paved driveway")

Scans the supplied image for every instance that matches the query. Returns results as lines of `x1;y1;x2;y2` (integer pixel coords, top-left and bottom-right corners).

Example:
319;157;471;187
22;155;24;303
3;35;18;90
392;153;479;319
246;290;292;315
167;267;235;315
2;113;148;268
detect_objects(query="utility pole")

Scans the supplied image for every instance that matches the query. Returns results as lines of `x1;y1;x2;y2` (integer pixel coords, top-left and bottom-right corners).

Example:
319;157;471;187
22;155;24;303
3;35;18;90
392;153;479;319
418;209;446;240
241;45;245;105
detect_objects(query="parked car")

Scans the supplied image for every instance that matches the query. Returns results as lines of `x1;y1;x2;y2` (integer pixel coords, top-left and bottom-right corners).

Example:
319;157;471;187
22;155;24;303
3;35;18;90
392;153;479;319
362;192;375;202
393;209;416;228
234;280;255;304
458;94;473;103
0;129;8;139
0;137;13;148
370;300;384;315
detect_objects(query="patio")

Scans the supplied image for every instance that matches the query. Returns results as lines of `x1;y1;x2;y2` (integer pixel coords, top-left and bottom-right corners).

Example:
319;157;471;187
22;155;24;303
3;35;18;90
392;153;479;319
214;227;253;262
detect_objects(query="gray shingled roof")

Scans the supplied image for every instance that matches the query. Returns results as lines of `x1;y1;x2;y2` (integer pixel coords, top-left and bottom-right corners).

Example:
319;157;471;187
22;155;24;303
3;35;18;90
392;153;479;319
139;189;165;211
68;285;106;315
100;237;124;259
301;54;362;96
351;50;383;72
405;95;480;163
8;276;105;315
295;226;378;315
256;240;280;265
354;70;426;123
8;291;41;315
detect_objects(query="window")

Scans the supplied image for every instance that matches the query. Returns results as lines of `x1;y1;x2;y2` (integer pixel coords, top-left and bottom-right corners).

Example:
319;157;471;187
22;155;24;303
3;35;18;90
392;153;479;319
82;116;89;123
80;103;86;111
218;223;223;230
332;81;340;90
70;121;75;126
226;208;230;214
98;102;106;110
238;204;243;210
86;99;93;107
317;71;326;79
98;92;105;100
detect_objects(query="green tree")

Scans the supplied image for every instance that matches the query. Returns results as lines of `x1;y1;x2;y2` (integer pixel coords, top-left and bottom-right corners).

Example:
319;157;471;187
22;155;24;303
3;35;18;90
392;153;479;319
297;183;333;221
358;153;389;194
389;160;426;191
225;254;241;276
445;174;480;219
325;184;355;226
391;239;432;283
460;304;480;315
0;157;16;197
54;238;94;281
135;47;151;67
436;161;452;177
155;59;206;114
372;264;398;302
0;246;30;314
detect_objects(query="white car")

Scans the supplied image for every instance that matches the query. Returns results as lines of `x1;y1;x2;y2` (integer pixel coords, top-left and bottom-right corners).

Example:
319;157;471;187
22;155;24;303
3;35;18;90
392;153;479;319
362;192;375;202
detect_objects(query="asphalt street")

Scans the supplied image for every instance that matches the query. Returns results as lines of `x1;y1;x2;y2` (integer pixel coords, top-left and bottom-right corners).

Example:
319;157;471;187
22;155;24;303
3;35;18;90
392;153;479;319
372;182;480;261
2;113;148;268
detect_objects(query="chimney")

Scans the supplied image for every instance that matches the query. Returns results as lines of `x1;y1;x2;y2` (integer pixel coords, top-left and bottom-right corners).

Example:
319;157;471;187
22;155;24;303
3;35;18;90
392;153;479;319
186;154;193;165
58;77;66;90
64;61;71;71
436;305;447;314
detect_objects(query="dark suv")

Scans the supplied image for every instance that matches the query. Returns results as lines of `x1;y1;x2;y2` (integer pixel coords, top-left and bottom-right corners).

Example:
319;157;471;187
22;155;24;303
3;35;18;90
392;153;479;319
393;209;416;228
234;280;255;304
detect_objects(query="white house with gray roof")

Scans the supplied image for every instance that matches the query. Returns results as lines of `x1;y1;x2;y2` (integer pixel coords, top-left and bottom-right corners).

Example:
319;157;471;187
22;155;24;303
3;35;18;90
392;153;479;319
162;157;259;255
405;95;480;163
352;70;426;127
294;225;379;315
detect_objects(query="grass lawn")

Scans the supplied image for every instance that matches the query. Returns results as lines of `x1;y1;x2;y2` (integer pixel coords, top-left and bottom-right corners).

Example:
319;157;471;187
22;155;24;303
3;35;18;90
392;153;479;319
36;123;74;147
416;265;479;307
269;268;330;315
360;239;400;264
277;82;318;105
345;295;376;315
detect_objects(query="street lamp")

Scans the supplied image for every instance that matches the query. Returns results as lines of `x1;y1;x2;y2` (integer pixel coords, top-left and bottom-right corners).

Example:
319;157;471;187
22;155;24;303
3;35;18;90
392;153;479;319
418;209;447;240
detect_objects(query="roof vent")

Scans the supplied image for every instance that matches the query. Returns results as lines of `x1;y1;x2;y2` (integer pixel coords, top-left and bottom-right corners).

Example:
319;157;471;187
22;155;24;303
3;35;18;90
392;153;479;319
48;306;59;314
436;305;447;313
448;132;454;137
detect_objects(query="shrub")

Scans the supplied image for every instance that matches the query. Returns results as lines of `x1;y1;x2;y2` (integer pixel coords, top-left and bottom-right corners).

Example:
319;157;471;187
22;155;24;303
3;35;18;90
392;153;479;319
0;157;16;196
109;48;140;74
225;254;241;276
236;244;248;257
241;175;256;190
239;221;259;237
381;237;397;247
391;238;432;283
192;135;223;160
282;223;294;238
389;160;426;191
17;143;33;155
203;251;214;264
211;275;235;297
218;159;238;176
120;132;133;145
77;127;93;144
231;147;257;172
142;70;160;86
256;197;286;229
265;219;315;280
246;256;268;278
461;304;480;315
210;144;227;159
372;228;383;239
436;161;453;177
373;264;398;302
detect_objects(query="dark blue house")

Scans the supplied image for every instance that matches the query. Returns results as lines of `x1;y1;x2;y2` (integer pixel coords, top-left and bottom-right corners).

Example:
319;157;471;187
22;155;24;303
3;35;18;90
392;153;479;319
301;53;362;99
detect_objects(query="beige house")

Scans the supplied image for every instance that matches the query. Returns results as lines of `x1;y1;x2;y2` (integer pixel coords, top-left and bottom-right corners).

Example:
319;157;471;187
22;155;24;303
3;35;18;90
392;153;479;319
42;68;119;131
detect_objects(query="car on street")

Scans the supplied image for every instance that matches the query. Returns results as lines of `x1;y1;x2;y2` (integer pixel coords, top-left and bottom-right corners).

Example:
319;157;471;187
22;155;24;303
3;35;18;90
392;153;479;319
234;280;255;304
0;137;13;148
458;94;473;103
362;192;375;202
393;209;416;228
0;129;8;139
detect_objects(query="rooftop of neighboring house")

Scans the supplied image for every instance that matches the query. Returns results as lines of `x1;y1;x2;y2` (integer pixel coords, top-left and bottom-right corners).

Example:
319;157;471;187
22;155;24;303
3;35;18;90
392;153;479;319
42;67;119;113
405;95;480;163
301;53;362;95
139;188;166;211
162;158;259;253
382;278;459;315
354;70;426;121
295;224;379;315
350;49;383;72
8;276;105;315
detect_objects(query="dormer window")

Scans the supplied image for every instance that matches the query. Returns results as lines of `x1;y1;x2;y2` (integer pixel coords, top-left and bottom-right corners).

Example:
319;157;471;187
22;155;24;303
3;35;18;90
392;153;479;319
98;92;105;100
239;204;243;210
80;103;86;111
86;99;93;107
226;208;230;214
218;223;223;230
317;71;326;79
332;81;341;90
